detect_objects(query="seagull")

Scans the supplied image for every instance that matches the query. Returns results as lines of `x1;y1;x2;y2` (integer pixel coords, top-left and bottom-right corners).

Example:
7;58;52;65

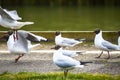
0;30;47;63
52;45;84;78
94;29;119;59
55;32;84;48
0;7;34;40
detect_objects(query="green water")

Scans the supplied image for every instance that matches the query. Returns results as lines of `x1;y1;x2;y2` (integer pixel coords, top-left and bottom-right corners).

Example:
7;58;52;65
0;6;120;31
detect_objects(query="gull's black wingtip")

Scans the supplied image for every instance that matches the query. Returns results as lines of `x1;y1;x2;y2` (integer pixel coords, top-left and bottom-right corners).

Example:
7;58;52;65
80;61;93;65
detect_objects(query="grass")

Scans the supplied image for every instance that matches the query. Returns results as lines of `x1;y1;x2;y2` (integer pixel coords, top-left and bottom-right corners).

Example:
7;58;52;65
0;31;118;45
0;72;120;80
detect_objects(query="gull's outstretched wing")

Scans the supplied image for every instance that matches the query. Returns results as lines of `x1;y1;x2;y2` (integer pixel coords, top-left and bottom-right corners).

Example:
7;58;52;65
18;30;47;43
4;9;22;20
0;7;15;21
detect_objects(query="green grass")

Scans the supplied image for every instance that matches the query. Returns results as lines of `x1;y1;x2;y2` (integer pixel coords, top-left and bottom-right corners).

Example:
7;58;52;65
0;72;120;80
0;31;118;44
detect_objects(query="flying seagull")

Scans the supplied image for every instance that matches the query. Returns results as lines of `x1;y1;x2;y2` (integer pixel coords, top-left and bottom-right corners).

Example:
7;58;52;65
0;7;34;41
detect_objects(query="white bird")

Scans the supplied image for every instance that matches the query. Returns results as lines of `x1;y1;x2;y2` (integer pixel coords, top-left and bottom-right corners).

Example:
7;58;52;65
55;32;84;47
94;29;119;59
0;30;47;63
52;45;84;77
0;7;34;40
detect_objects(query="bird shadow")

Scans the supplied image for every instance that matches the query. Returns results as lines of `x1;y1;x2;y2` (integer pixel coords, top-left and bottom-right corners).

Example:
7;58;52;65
111;55;120;59
95;55;120;59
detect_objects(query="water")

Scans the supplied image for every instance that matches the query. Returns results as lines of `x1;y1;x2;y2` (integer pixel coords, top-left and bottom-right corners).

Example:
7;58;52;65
0;6;120;31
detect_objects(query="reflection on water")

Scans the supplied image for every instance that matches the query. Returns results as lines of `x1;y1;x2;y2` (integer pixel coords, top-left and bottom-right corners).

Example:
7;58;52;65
0;6;120;31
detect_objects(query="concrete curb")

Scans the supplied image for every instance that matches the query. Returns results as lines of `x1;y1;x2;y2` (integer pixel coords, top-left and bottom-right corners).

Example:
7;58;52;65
0;50;120;54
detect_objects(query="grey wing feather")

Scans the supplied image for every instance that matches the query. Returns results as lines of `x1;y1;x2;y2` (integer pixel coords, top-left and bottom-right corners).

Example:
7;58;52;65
5;10;22;20
26;32;47;43
62;39;76;45
18;30;47;43
0;7;15;21
102;41;117;50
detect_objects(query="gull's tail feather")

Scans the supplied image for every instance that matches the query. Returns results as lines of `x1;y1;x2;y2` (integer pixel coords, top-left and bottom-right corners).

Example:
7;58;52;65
71;41;83;47
71;38;86;47
75;38;86;42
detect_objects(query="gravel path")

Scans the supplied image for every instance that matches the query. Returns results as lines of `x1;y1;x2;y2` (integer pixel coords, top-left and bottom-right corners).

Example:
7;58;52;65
0;44;120;75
